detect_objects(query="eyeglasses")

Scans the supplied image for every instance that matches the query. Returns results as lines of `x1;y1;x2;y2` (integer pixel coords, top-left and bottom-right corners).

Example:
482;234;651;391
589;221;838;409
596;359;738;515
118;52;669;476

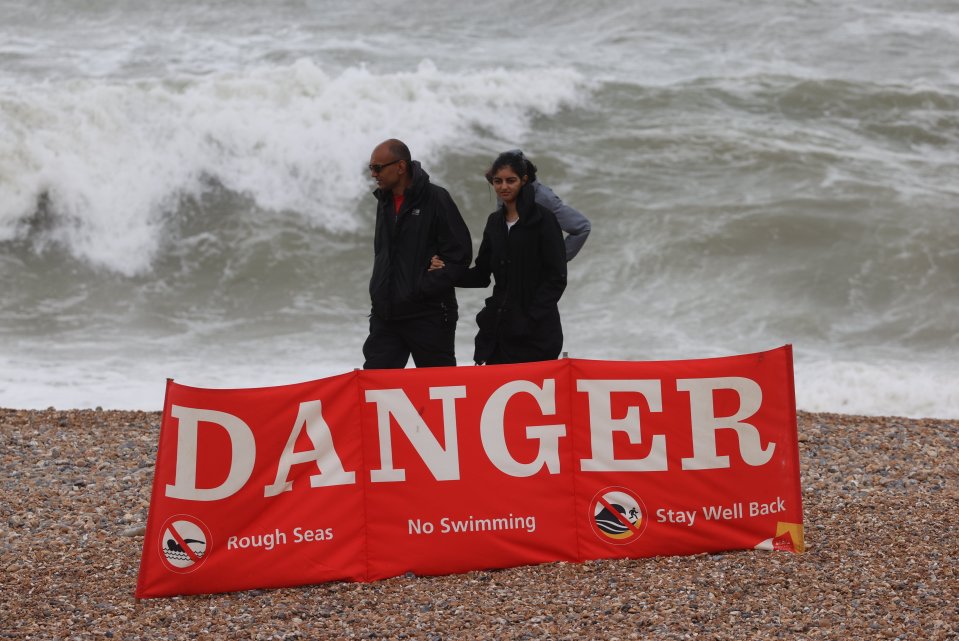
368;159;401;173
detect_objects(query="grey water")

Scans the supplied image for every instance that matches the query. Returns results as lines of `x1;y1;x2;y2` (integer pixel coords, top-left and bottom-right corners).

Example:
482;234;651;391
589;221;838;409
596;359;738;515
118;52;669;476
1;0;957;417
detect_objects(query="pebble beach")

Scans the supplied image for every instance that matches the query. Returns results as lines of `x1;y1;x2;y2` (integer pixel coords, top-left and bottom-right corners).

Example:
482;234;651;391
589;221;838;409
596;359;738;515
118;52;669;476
1;408;955;640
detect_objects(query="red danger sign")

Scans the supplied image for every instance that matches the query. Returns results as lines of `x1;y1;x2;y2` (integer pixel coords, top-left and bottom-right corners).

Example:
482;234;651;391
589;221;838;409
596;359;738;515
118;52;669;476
135;348;804;598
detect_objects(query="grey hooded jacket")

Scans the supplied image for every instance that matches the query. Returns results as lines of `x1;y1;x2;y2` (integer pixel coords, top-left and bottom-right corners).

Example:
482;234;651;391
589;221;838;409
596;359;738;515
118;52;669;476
501;149;591;261
530;180;591;261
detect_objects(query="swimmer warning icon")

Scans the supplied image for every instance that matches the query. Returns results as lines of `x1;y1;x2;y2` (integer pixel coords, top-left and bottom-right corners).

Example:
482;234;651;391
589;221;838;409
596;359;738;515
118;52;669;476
589;487;648;545
158;515;212;573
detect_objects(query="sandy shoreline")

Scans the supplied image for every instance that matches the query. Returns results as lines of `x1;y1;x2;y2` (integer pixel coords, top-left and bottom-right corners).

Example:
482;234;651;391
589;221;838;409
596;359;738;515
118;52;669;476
1;408;955;640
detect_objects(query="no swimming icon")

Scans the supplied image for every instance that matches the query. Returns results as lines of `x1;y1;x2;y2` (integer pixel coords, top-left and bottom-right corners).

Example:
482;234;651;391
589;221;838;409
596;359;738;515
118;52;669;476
159;515;212;574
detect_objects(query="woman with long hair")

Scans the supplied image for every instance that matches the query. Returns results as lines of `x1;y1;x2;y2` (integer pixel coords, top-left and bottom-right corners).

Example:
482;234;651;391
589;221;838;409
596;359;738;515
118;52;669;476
440;151;567;364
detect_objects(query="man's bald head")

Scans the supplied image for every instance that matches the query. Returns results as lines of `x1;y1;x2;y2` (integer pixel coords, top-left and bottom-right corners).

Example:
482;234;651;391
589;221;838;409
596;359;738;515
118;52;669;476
370;139;413;195
375;139;411;165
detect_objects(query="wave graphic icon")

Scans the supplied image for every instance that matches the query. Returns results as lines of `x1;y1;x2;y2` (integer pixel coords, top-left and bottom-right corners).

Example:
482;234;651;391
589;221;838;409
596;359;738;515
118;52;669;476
590;488;647;544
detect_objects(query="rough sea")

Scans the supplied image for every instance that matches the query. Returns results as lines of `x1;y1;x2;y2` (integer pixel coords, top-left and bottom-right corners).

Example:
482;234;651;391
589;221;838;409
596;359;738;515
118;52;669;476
1;0;957;417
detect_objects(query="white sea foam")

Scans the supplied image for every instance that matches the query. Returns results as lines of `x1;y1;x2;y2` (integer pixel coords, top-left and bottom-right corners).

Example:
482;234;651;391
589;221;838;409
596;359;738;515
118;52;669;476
3;347;957;420
794;357;959;420
0;59;587;275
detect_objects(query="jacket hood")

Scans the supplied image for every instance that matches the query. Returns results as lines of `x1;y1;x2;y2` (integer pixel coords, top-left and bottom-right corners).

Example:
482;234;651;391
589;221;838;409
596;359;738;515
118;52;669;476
372;160;429;201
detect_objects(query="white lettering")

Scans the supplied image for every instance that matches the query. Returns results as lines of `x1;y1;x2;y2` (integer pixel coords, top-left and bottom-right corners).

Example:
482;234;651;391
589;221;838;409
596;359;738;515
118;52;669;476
578;380;667;472
702;502;743;520
165;406;256;501
438;514;536;534
226;528;287;551
480;379;566;477
408;519;434;535
749;496;786;517
292;526;334;542
366;386;467;482
654;508;696;526
164;374;778;502
678;377;774;470
263;400;356;497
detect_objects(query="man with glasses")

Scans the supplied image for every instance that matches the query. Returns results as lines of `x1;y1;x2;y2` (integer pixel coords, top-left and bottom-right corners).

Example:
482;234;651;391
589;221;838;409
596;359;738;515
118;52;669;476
363;139;472;369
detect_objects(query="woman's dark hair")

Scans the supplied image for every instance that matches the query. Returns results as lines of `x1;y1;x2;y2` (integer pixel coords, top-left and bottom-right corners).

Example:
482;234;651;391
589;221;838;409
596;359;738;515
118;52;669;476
485;150;538;183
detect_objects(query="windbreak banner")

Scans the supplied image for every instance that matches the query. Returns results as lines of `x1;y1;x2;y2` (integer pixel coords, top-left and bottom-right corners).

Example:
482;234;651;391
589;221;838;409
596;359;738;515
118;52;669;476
136;346;804;598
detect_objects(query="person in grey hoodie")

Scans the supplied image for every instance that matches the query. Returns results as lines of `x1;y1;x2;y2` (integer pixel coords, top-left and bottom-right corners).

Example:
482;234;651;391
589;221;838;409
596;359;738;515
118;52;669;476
496;149;590;261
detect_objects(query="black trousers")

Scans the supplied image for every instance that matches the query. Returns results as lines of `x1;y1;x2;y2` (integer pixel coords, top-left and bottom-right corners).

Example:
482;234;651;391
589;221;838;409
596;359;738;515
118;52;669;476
362;312;457;369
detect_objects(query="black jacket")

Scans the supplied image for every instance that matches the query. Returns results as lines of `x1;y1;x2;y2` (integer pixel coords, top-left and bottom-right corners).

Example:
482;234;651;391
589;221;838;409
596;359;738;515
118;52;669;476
369;161;472;320
460;183;567;363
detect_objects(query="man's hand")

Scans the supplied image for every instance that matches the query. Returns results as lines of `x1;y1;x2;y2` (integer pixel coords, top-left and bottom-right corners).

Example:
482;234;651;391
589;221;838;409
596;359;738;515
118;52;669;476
428;255;446;271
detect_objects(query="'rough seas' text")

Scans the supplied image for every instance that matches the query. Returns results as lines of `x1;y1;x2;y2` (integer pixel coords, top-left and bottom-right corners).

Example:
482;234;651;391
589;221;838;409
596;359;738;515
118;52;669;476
226;526;334;552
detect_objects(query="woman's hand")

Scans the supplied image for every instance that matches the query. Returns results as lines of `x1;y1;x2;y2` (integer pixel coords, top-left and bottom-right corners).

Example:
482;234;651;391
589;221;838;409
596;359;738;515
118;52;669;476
428;255;446;271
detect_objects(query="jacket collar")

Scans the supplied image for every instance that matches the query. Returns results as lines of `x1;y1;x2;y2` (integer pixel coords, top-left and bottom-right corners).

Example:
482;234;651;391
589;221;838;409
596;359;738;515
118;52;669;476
372;160;429;202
